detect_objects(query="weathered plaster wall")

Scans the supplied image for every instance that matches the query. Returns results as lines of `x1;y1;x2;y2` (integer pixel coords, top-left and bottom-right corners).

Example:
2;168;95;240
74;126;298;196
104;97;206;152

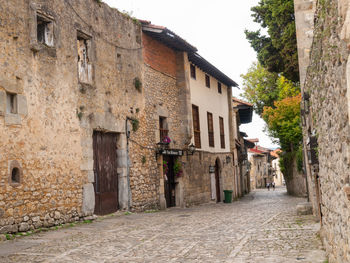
188;63;231;153
300;0;350;261
0;0;143;233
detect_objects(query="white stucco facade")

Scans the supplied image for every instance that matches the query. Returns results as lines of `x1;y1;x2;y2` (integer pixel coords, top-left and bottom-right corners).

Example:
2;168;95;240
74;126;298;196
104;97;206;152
187;62;231;153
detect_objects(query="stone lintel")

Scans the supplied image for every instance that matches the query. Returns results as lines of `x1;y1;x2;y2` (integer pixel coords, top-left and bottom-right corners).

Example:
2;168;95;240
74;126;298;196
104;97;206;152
5;114;21;126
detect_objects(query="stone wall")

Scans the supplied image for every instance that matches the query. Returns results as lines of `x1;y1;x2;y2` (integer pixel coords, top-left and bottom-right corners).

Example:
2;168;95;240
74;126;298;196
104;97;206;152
0;0;143;233
182;152;235;205
298;0;350;261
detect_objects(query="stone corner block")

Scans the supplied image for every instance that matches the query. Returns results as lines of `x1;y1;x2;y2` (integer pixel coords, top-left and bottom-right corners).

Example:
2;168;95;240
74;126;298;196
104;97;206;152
17;94;28;116
82;183;95;216
0;90;5;116
296;202;313;215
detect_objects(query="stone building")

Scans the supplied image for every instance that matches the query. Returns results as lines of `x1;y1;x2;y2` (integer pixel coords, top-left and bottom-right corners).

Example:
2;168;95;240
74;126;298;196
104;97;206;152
0;0;242;235
232;97;254;195
140;21;240;206
0;0;146;234
248;145;273;189
270;149;284;186
294;0;350;261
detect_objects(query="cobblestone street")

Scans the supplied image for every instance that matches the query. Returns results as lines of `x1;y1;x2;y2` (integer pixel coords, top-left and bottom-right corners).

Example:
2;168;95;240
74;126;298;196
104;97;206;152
0;188;325;263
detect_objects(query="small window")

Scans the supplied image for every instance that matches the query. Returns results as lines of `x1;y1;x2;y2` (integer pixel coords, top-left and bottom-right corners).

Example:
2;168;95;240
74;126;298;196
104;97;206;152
9;160;22;186
205;74;210;88
11;168;20;183
218;82;222;94
37;15;54;46
190;64;196;79
77;32;93;84
6;93;17;114
159;116;169;142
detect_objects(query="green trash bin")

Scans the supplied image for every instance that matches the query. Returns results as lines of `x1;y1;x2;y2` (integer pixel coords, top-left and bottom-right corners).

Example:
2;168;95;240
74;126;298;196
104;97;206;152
223;190;233;203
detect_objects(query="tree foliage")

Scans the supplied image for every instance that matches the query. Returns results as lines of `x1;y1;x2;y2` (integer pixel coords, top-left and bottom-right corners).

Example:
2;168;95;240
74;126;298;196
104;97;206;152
245;0;299;82
241;62;300;116
262;94;302;151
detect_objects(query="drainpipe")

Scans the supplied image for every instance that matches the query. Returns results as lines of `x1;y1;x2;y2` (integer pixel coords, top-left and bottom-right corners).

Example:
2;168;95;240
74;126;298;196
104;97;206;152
125;117;132;211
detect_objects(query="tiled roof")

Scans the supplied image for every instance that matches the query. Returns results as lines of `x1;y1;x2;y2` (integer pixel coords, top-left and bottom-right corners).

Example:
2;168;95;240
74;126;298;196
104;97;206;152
232;97;253;107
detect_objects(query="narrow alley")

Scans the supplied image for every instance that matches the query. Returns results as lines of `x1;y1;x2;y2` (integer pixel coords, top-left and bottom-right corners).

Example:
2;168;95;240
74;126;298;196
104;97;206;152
0;188;325;263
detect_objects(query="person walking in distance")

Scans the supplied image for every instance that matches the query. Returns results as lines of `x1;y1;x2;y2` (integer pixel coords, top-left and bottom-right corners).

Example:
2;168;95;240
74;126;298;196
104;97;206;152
267;182;270;191
272;182;275;191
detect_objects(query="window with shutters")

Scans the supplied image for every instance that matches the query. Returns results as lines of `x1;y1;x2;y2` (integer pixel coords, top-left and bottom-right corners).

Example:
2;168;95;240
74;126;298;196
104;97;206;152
37;15;54;47
219;117;225;149
192;105;201;148
77;31;93;84
205;74;210;88
207;112;214;147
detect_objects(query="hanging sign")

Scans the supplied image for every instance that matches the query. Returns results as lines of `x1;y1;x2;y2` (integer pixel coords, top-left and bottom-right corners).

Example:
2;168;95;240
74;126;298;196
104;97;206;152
160;149;183;156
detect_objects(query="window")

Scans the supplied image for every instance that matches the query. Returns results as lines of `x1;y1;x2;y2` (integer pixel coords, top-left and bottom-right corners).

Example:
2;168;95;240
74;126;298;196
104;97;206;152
11;168;20;183
9;160;22;186
190;64;196;79
192;105;201;148
77;32;92;84
6;93;17;114
159;116;169;142
219;117;225;148
207;112;214;147
37;15;54;46
218;82;222;94
205;74;210;88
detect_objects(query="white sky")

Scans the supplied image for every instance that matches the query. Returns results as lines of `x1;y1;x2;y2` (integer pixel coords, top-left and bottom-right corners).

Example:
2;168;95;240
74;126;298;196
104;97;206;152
104;0;279;149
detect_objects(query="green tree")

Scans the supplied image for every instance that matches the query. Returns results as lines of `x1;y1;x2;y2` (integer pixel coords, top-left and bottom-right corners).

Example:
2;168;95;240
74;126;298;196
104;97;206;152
241;62;300;116
262;94;302;151
245;0;299;82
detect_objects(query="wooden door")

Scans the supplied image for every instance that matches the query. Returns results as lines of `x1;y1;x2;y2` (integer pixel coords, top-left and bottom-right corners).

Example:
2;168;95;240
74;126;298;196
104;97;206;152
215;160;221;202
164;156;176;207
93;131;118;215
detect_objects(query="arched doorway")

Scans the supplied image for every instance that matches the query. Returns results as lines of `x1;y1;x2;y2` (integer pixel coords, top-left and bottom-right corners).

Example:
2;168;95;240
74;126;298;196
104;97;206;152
215;158;221;202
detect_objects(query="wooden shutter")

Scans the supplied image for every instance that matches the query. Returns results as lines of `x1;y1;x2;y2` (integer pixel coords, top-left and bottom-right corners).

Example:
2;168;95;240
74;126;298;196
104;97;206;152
192;105;201;148
219;117;225;149
207;112;214;147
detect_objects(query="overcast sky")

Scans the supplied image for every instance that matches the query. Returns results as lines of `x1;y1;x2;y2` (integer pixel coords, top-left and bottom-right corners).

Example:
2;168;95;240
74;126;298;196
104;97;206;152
104;0;279;149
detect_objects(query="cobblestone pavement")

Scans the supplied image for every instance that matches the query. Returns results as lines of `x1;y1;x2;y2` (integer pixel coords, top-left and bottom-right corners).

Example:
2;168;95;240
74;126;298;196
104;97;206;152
0;188;326;263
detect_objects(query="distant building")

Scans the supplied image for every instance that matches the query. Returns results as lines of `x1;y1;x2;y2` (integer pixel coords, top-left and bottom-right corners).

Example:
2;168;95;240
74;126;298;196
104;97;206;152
270;149;284;186
248;144;273;189
232;97;254;195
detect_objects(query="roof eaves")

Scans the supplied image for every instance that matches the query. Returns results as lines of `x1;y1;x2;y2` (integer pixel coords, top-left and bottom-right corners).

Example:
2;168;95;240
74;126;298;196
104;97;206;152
188;52;238;88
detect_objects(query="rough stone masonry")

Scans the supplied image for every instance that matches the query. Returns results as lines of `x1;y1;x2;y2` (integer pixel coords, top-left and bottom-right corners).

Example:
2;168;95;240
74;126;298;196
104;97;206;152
0;0;144;234
295;0;350;262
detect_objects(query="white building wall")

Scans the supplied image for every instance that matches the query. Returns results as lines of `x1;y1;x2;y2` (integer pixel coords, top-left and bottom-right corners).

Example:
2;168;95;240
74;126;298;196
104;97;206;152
187;62;231;153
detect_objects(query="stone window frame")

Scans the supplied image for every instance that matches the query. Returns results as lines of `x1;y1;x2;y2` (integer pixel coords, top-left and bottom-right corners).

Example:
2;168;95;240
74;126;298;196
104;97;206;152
30;3;56;52
8;160;22;187
0;85;28;126
76;30;95;85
